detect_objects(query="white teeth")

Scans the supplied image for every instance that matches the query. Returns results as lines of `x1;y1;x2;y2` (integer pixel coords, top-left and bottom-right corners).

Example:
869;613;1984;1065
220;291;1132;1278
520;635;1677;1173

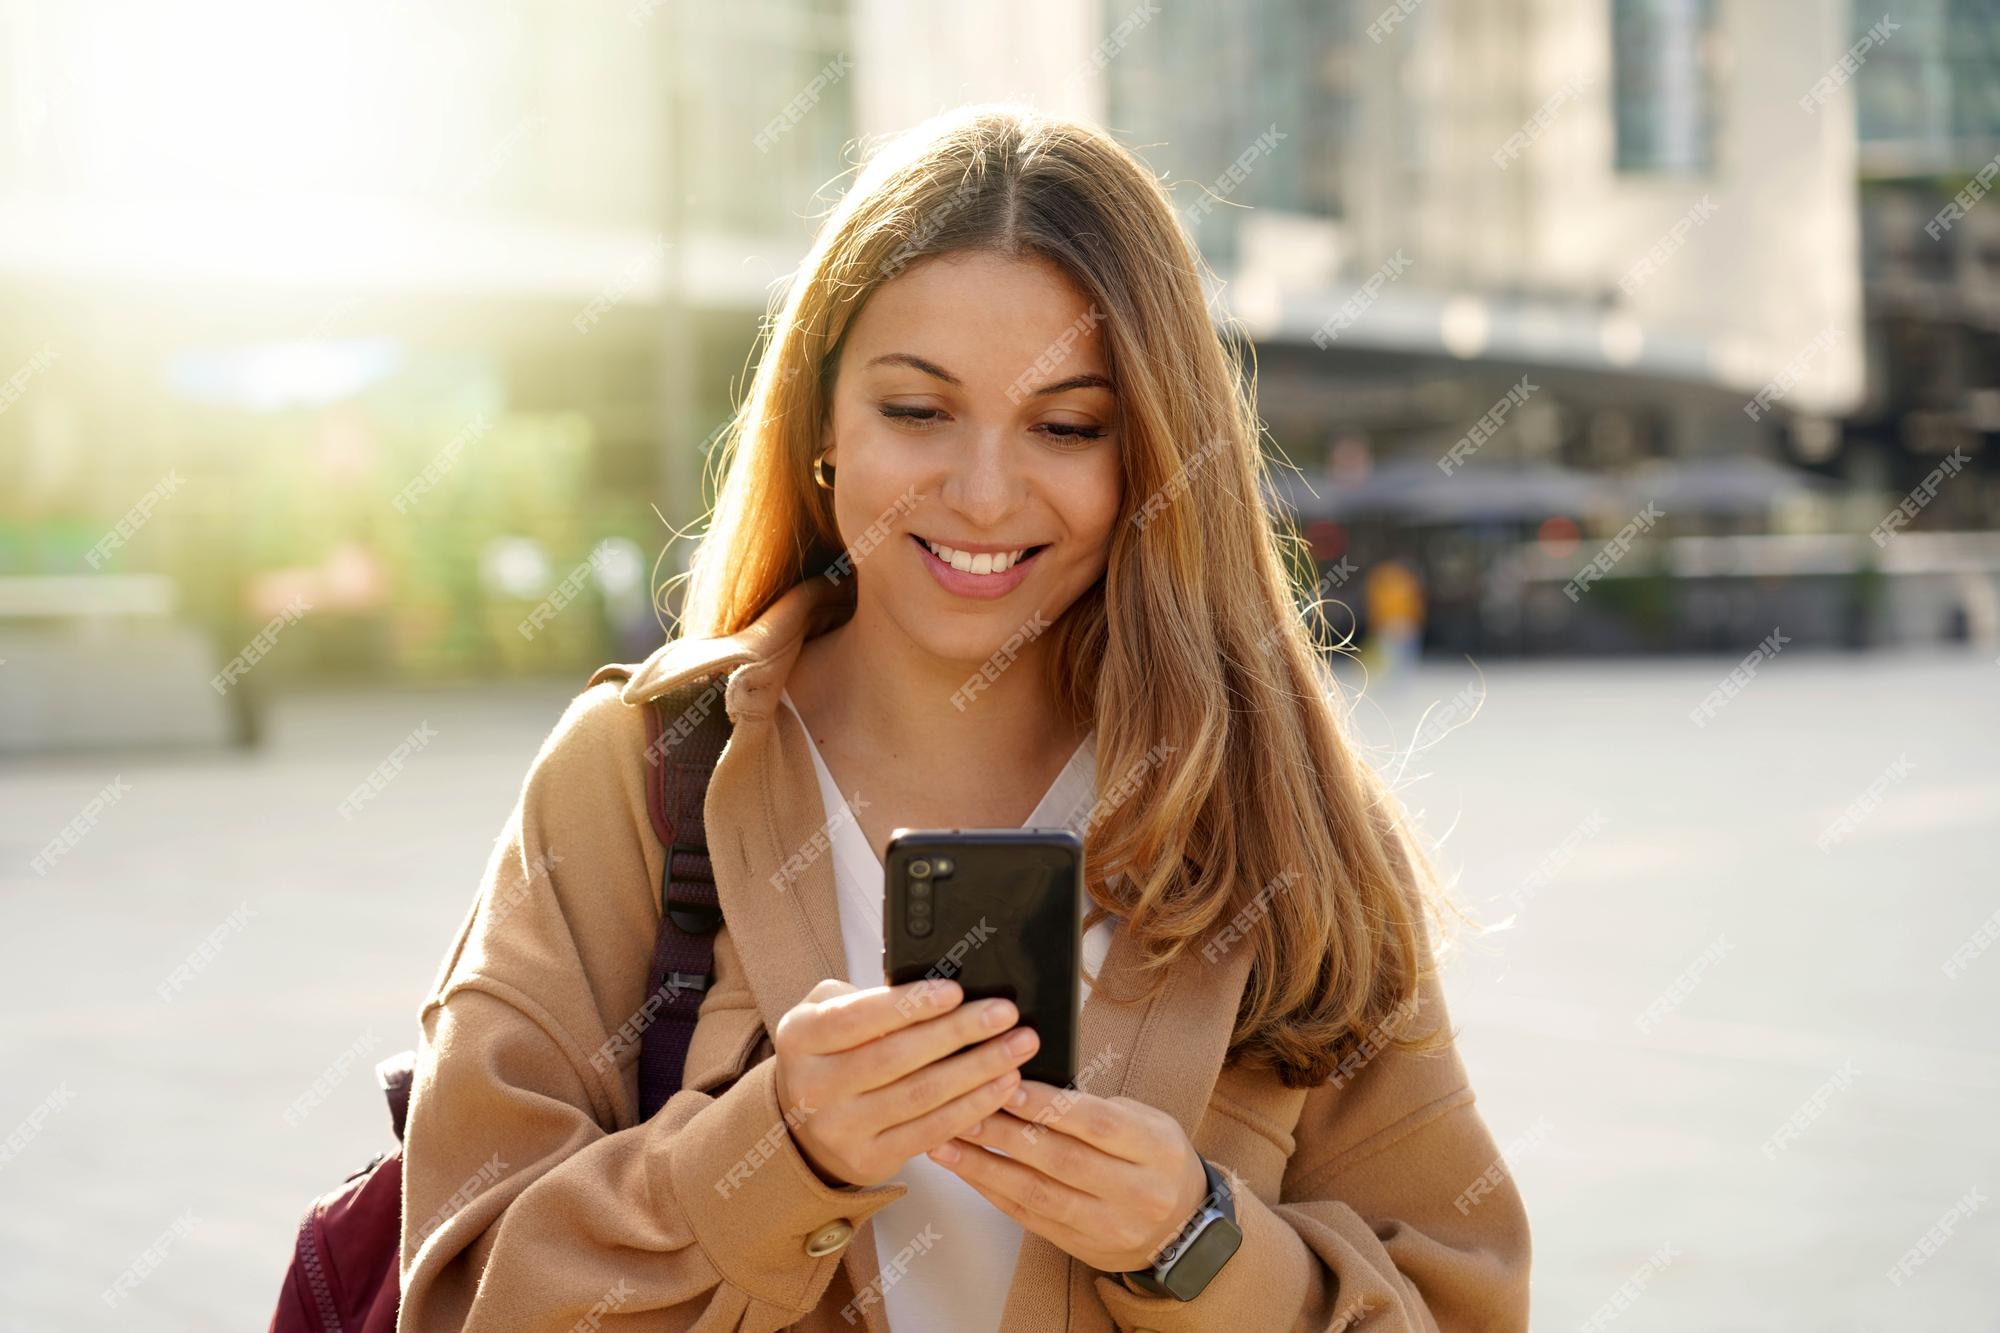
923;538;1028;575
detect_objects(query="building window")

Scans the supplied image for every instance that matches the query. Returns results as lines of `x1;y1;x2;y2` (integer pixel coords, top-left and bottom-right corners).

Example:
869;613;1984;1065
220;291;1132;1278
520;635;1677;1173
677;0;855;236
1854;0;2000;159
1104;0;1357;262
1612;0;1718;174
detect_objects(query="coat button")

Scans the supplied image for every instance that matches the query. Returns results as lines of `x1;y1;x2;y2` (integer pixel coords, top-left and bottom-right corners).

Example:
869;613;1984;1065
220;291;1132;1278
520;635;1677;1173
804;1219;854;1256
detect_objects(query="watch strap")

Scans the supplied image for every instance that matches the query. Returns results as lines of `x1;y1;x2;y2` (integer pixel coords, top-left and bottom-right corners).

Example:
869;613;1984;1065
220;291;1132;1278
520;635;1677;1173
1119;1155;1239;1299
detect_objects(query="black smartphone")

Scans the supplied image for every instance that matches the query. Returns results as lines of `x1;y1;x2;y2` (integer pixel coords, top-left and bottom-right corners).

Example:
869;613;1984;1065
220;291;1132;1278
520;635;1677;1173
882;827;1081;1089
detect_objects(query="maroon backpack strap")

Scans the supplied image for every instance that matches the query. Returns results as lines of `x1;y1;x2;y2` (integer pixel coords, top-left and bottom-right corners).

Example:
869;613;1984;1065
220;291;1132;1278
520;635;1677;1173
579;664;734;1120
632;675;734;1120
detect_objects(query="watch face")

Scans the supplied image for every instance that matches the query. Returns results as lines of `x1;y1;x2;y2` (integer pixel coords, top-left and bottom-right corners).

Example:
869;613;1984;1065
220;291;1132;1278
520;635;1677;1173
1161;1215;1243;1301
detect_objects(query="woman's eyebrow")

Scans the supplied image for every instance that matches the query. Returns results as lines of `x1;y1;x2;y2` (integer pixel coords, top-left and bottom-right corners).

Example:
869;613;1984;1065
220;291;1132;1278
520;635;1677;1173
867;352;962;385
1021;372;1115;398
865;353;1115;398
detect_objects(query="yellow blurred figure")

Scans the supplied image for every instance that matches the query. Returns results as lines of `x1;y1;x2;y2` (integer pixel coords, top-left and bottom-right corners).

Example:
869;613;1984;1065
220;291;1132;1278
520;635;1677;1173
1364;559;1425;680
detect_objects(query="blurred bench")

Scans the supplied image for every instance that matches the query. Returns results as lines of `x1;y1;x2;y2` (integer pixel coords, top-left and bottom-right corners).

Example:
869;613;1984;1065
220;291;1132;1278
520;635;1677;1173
0;574;242;753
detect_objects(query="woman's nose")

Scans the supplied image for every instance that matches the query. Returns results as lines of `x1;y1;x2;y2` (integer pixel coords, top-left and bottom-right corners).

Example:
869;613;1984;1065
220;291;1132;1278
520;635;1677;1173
940;432;1021;526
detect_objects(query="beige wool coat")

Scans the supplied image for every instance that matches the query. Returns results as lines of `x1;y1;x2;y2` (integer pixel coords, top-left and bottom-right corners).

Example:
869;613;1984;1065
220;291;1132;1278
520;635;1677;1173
396;574;1532;1331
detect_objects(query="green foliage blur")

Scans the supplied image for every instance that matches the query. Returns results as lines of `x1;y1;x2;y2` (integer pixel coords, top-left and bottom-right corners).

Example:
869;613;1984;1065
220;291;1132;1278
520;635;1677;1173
1;353;665;683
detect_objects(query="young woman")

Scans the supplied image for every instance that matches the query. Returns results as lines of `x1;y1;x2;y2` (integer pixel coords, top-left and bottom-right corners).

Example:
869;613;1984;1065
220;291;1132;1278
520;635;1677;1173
398;106;1531;1331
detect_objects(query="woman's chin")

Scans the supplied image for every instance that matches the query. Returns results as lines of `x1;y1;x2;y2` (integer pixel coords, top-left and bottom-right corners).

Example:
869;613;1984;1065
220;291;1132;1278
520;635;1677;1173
875;600;1038;677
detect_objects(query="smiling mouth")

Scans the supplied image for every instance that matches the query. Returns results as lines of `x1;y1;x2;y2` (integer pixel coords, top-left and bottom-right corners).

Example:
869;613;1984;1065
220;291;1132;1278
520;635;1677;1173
910;534;1051;576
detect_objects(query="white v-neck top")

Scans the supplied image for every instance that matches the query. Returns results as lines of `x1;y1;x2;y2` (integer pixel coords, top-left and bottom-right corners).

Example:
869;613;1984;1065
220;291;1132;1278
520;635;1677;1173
777;687;1116;1333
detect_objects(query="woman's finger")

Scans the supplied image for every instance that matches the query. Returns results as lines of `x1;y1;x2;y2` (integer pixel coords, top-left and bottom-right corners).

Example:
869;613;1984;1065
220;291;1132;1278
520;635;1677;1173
781;978;962;1056
940;1153;1111;1260
848;995;1025;1094
953;1101;1123;1199
929;1139;1105;1239
1004;1080;1153;1163
874;1066;1026;1162
856;1028;1035;1130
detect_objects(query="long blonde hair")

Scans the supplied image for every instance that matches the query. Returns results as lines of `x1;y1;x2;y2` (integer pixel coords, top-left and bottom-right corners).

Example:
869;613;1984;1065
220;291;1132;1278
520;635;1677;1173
674;105;1449;1087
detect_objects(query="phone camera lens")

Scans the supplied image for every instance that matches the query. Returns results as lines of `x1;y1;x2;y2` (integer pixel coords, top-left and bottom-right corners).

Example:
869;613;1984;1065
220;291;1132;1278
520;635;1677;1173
910;859;932;878
909;880;932;898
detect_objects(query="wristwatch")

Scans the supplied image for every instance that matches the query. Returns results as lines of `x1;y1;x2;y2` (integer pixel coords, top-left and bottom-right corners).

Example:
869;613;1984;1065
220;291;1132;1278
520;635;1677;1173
1117;1155;1243;1301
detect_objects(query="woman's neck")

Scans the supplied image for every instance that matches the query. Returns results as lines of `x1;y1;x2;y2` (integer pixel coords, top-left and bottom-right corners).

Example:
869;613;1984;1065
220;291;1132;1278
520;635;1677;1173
787;598;1085;784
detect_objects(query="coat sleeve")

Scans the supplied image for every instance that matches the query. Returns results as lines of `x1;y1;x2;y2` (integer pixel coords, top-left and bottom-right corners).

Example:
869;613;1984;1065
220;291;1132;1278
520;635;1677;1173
396;681;909;1331
1091;970;1533;1332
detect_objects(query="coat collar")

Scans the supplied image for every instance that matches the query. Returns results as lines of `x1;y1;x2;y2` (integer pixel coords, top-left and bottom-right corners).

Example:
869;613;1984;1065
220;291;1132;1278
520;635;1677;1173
611;574;856;721
628;574;1256;1330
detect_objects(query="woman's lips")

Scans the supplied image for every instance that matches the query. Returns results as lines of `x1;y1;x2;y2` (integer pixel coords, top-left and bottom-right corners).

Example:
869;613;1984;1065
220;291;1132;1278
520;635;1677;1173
912;534;1044;600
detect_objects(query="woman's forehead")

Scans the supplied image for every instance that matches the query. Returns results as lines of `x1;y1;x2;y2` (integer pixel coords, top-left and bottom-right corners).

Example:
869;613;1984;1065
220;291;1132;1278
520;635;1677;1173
845;253;1110;384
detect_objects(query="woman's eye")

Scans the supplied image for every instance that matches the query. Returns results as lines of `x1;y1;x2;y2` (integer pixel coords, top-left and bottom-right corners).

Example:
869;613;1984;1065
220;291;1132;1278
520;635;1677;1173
877;404;1105;445
878;404;944;428
1038;422;1105;442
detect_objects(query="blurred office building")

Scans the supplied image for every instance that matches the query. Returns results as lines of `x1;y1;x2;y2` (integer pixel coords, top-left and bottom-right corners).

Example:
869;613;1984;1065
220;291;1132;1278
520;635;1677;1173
1;1;1996;754
1097;0;1990;655
926;0;1999;655
1845;0;2000;643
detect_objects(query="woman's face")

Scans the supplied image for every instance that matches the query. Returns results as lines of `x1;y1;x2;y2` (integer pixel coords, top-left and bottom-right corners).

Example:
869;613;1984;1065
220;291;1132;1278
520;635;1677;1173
822;249;1123;667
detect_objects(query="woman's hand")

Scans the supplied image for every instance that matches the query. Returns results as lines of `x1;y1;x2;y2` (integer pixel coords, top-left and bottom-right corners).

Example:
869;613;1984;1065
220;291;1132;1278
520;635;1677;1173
771;977;1043;1188
926;1079;1212;1276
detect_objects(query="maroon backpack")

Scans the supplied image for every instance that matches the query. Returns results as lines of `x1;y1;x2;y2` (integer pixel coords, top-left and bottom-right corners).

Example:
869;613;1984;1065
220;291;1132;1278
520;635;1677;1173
268;670;734;1332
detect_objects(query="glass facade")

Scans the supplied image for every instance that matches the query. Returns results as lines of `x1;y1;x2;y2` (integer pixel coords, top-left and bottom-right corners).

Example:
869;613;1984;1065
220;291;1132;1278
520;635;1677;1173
1612;0;1719;174
1853;0;2000;158
1102;0;1357;263
674;0;856;237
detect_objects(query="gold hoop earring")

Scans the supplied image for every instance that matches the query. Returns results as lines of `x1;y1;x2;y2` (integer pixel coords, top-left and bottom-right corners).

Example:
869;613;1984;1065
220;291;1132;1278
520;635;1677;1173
812;449;836;491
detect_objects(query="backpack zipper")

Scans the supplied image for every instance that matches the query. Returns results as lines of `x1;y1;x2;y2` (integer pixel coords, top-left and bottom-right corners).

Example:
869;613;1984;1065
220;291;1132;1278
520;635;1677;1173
296;1212;345;1332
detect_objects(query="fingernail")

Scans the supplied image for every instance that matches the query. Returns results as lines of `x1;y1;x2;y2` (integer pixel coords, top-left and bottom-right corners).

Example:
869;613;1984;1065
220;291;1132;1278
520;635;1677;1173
1006;1028;1037;1055
1008;1086;1028;1107
984;1001;1015;1029
931;1142;961;1165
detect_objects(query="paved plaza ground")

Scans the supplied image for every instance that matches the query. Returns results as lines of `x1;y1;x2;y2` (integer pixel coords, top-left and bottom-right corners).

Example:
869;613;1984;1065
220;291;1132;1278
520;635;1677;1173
4;650;1996;1330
